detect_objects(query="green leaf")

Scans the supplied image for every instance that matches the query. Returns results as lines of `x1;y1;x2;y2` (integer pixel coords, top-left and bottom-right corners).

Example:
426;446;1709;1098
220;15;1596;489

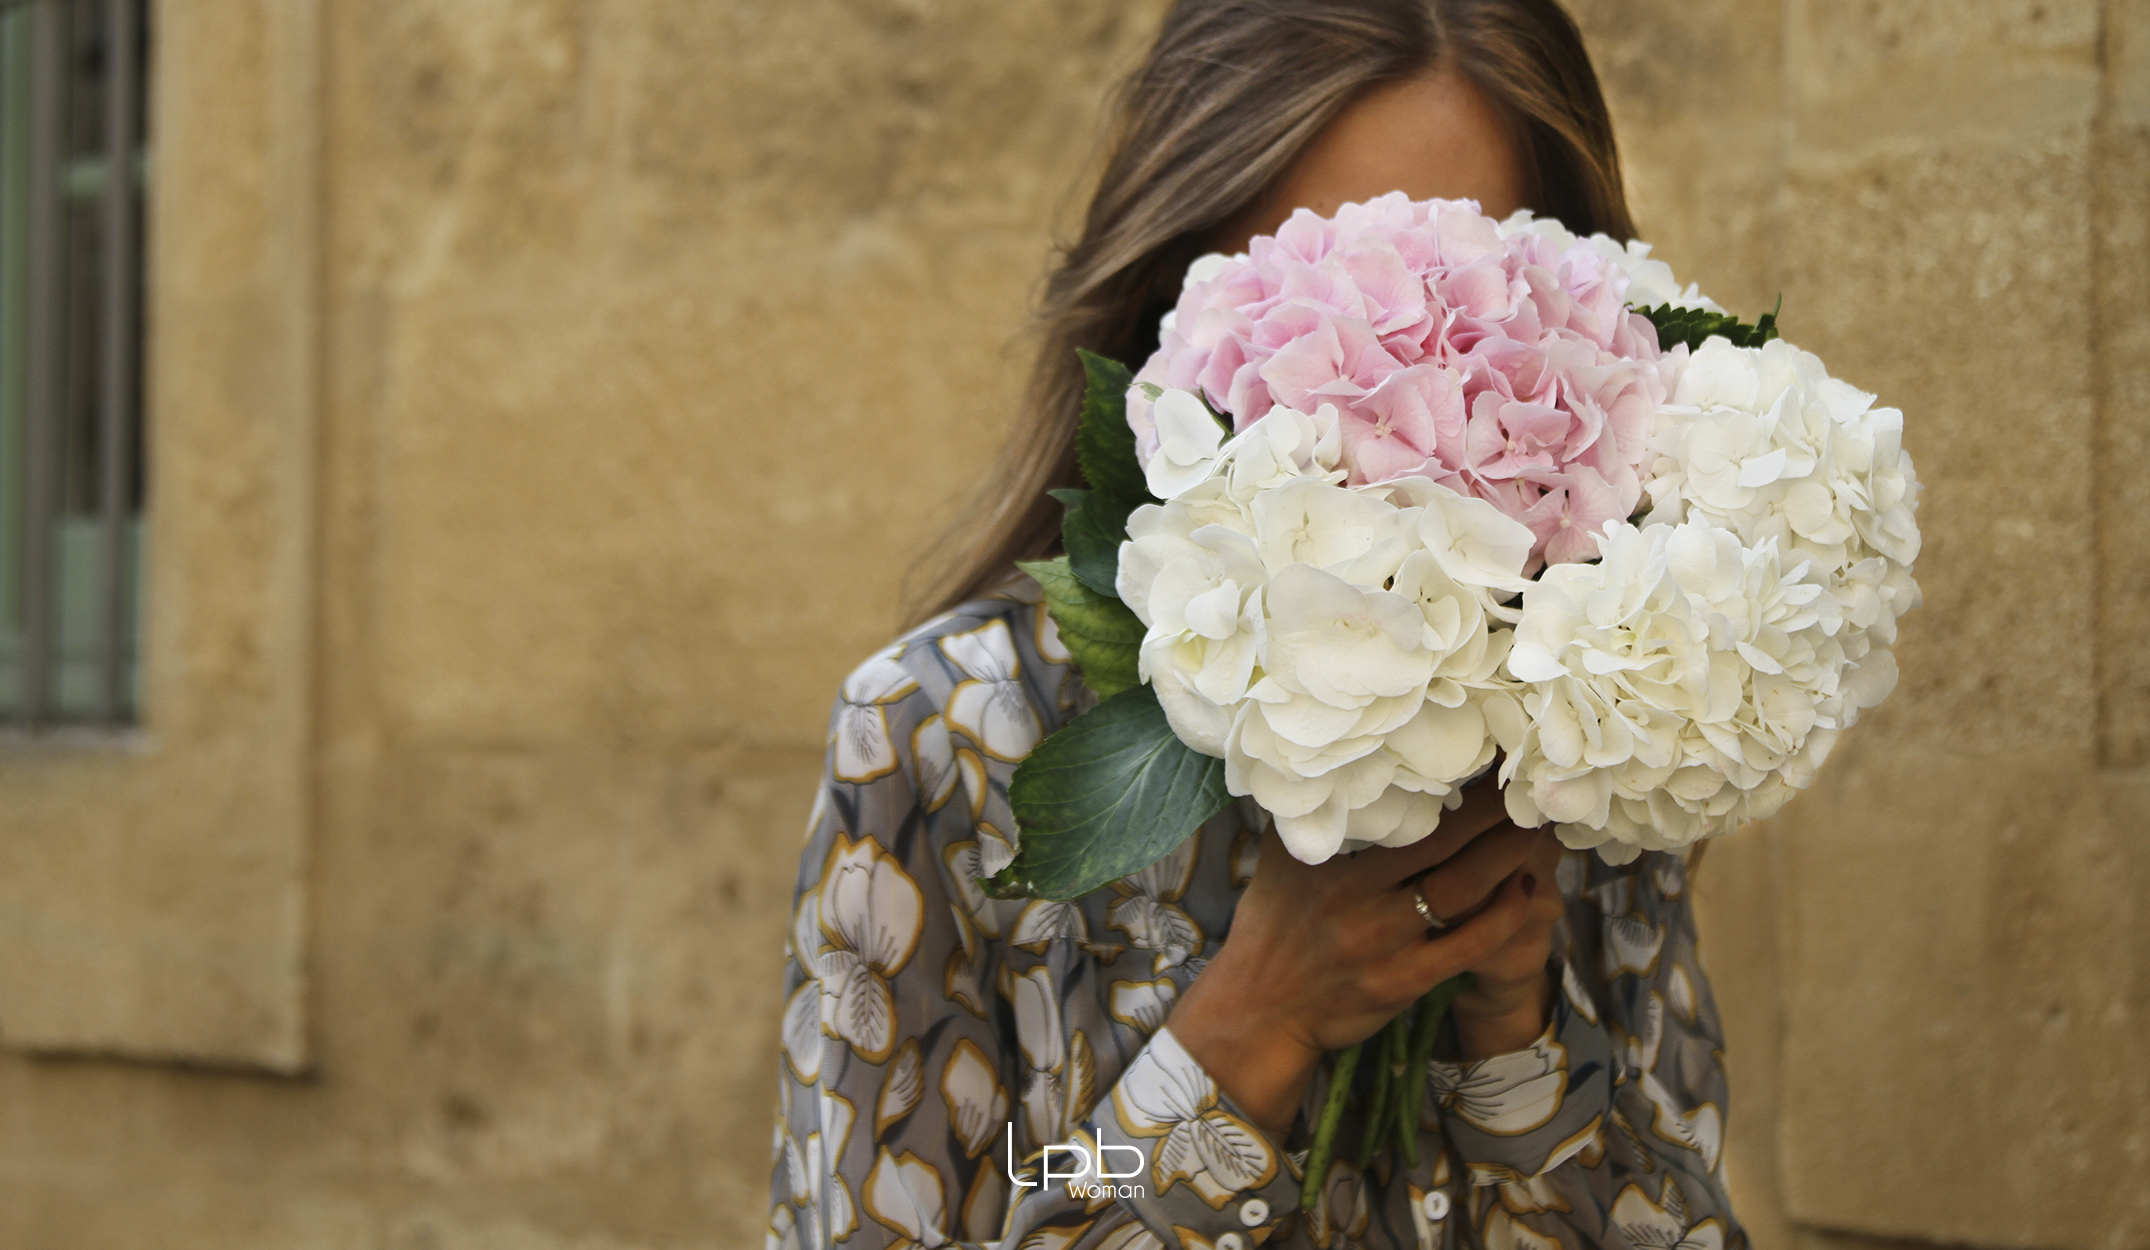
1638;300;1783;352
1074;349;1147;506
982;682;1231;901
1062;351;1158;600
1051;488;1139;599
1019;556;1144;697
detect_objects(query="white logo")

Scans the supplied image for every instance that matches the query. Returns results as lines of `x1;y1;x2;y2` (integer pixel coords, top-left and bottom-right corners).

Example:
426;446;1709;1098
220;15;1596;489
1003;1123;1147;1199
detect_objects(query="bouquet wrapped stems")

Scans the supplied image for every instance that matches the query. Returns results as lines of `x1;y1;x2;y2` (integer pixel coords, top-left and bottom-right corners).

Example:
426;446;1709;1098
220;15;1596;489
1300;973;1473;1211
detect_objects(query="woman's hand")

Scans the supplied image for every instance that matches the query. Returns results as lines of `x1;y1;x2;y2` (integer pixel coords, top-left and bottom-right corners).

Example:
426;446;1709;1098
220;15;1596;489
1164;783;1556;1136
1449;829;1564;1060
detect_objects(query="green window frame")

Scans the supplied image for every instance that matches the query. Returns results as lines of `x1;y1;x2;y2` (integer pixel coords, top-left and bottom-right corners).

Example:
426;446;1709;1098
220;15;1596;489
0;0;148;727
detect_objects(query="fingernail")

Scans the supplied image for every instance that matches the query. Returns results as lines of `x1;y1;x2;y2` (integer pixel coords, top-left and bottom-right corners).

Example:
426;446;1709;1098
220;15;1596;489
1522;873;1538;899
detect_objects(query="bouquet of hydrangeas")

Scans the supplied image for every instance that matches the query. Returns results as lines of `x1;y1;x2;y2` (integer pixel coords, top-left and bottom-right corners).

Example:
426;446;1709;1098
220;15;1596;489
980;193;1920;1193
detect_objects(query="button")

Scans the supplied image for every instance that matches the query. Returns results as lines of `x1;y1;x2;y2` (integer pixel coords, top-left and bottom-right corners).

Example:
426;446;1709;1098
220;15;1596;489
1238;1197;1270;1227
1421;1189;1451;1221
1215;1234;1246;1250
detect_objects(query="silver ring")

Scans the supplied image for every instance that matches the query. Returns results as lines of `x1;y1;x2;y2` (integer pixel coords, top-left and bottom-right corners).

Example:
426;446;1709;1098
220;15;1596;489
1412;883;1449;931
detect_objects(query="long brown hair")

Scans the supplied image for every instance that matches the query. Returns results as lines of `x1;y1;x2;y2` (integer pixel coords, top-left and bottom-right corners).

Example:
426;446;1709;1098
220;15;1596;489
907;0;1636;622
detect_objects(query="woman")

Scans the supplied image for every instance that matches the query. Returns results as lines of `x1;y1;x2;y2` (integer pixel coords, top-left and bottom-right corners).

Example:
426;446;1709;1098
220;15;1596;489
771;2;1737;1247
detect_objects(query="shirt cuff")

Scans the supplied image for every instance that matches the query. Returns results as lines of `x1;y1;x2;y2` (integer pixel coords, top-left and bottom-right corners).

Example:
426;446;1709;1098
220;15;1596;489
1427;962;1613;1185
1077;1026;1302;1248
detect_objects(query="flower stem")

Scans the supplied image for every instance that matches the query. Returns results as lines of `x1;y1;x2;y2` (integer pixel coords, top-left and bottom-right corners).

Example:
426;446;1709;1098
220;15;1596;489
1299;1041;1361;1213
1353;1016;1403;1167
1297;973;1476;1213
1398;973;1472;1168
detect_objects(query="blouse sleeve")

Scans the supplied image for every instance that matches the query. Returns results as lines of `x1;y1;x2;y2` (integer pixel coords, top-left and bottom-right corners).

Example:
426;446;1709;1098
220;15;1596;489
1426;852;1748;1249
769;667;1303;1250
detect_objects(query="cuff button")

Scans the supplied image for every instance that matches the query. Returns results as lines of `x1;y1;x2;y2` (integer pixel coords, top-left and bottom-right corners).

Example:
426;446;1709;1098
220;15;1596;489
1238;1197;1270;1227
1422;1189;1451;1221
1216;1234;1246;1250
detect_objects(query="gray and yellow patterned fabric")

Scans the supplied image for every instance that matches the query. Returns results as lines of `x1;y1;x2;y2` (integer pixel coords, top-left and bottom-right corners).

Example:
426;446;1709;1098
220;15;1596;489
770;578;1744;1250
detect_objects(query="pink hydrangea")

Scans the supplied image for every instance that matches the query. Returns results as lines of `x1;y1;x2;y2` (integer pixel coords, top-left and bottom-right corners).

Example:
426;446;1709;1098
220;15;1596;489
1127;193;1674;568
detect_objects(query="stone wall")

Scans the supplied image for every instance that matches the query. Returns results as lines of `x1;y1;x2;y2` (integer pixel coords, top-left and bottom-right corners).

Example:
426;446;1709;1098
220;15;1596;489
1576;3;2150;1246
0;1;2139;1246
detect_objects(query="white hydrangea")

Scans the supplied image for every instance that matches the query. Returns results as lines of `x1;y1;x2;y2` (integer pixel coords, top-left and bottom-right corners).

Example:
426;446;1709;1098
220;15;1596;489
1641;337;1923;658
1489;521;1895;863
1117;394;1528;863
1496;209;1722;313
1111;331;1921;869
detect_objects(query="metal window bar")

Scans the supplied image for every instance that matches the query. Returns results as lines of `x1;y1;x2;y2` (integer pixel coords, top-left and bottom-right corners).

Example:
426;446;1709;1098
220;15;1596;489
0;0;147;728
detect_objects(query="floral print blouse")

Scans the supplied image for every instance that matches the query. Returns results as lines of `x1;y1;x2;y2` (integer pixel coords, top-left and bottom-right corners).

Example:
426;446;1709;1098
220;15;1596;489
770;579;1744;1250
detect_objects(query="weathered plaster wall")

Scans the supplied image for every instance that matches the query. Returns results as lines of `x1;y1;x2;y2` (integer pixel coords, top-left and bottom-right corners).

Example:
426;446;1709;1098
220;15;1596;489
1;0;1165;1245
0;1;2141;1247
1576;2;2150;1247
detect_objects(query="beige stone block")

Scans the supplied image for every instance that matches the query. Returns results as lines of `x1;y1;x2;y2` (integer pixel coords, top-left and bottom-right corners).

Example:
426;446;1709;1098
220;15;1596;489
1570;1;1787;316
0;0;321;1068
327;0;1167;751
1787;0;2101;160
0;0;1159;1238
2095;5;2150;766
2118;0;2150;124
1586;6;2150;1247
1775;141;2099;757
0;742;820;1246
320;744;812;1240
1776;752;2150;1245
1765;47;2150;1239
1690;830;1795;1250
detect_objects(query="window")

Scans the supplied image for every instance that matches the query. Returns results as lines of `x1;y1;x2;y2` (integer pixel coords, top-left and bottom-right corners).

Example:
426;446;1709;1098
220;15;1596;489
0;0;147;726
